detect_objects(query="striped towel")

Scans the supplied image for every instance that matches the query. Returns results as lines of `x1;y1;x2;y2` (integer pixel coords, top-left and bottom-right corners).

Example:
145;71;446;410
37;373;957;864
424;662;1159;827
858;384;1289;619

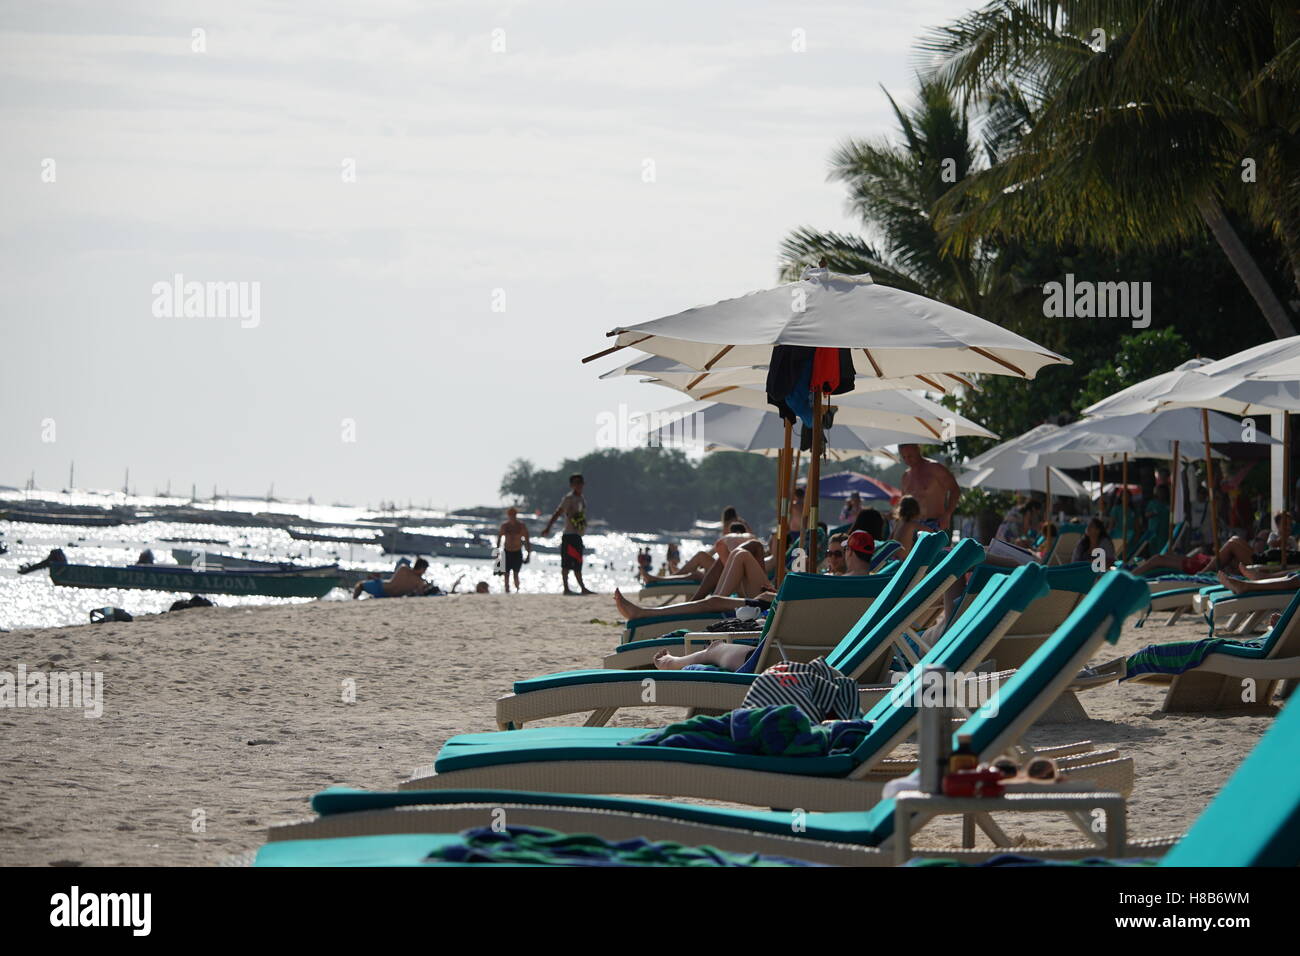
1124;638;1266;679
618;705;872;757
741;657;860;721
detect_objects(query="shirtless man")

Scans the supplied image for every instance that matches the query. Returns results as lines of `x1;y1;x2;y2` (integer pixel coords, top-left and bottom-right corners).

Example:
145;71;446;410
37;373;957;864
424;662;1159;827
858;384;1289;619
899;443;962;535
542;473;595;595
495;507;531;593
352;558;433;598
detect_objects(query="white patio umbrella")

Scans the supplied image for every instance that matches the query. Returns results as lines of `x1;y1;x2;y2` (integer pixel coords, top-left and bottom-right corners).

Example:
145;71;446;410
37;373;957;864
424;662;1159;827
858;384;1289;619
655;382;996;440
599;355;959;397
638;401;917;461
1081;358;1215;417
1022;408;1275;555
1139;341;1300;563
585;269;1070;383
961;462;1086;497
959;424;1087;508
585;268;1069;573
1082;348;1300;557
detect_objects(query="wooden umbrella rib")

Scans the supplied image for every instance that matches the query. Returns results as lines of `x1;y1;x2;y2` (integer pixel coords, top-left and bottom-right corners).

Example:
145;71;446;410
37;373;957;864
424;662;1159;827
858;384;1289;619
860;348;884;377
915;417;942;440
702;345;734;370
581;334;651;364
915;375;947;393
944;373;977;390
970;346;1026;377
697;385;737;401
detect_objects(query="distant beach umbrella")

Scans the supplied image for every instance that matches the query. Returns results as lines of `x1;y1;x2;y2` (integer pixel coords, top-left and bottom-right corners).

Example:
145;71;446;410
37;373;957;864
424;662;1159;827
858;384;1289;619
818;471;900;502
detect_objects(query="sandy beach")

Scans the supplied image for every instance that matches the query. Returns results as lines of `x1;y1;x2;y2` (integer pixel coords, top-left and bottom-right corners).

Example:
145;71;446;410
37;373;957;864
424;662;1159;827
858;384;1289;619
0;593;1277;866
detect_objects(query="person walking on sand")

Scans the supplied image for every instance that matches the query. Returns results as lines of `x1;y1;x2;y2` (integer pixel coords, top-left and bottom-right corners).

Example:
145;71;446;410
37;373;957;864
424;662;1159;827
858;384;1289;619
542;473;595;595
496;507;531;593
899;443;962;538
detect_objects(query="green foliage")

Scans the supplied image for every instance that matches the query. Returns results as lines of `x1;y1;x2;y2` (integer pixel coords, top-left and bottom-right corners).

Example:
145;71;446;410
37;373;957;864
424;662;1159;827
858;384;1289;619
1075;328;1192;411
500;447;782;532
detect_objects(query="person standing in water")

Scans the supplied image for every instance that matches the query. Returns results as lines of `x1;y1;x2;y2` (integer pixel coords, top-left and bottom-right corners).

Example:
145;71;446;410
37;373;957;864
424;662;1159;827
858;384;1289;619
542;473;595;595
496;507;531;593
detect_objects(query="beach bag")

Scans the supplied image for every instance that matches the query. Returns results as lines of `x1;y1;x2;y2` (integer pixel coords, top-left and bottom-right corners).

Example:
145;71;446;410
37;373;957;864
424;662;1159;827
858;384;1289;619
89;607;133;623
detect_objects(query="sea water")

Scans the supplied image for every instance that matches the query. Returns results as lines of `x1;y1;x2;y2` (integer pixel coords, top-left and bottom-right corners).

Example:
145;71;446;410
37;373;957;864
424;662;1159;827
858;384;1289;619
0;491;709;630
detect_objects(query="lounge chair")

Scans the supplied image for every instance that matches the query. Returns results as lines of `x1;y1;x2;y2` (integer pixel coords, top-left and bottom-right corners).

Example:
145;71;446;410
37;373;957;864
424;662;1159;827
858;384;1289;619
623;541;903;639
1042;523;1085;566
1123;586;1300;713
257;570;1150;866
496;537;981;730
400;567;1143;812
606;538;923;671
1160;678;1300;866
1193;587;1296;636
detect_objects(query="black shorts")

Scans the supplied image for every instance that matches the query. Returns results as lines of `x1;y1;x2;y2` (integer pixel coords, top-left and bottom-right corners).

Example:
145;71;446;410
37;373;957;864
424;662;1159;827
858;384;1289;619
561;533;584;570
504;549;524;573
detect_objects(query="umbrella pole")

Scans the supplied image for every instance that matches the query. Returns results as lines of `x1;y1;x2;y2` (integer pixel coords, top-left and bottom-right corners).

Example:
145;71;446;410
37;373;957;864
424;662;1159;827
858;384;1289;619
1284;415;1292;571
1043;466;1053;560
1097;457;1104;515
807;391;825;570
791;446;804;545
1169;440;1180;550
1203;408;1221;559
775;418;792;586
1122;453;1129;562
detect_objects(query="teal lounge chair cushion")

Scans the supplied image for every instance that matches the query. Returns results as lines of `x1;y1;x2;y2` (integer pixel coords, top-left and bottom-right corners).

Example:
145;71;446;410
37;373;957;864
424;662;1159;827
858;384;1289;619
1162;676;1300;867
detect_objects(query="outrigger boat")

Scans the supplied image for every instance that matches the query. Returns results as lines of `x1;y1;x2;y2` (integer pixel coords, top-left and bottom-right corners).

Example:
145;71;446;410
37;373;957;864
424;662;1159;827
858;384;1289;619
47;563;340;598
171;550;377;589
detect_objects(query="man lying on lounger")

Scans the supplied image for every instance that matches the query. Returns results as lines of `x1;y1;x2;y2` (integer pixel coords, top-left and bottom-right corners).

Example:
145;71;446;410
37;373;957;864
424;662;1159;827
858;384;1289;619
352;558;434;598
1132;513;1298;578
646;531;878;670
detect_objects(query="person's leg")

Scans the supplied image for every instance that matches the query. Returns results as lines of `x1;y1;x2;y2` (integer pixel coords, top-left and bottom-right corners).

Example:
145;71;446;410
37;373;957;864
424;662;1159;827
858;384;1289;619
1216;569;1300;594
1130;553;1185;576
653;640;754;671
612;588;746;620
712;547;769;599
687;557;726;601
561;568;573;594
352;581;365;599
1209;536;1253;574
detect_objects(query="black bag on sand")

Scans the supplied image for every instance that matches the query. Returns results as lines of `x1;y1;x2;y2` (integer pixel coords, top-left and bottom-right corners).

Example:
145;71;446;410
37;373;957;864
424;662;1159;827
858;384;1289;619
89;607;133;623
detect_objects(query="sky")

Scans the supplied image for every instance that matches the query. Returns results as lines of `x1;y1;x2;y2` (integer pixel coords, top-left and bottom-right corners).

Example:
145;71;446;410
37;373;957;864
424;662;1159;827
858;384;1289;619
1;0;977;509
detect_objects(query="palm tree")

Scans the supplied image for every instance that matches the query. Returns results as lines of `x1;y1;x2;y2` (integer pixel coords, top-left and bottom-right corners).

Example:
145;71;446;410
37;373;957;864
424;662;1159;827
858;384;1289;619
918;0;1299;337
779;81;989;312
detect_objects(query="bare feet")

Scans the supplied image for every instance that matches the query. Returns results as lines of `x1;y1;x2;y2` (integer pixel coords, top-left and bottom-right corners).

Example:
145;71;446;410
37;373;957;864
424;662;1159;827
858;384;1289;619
653;649;686;670
1217;570;1246;594
612;588;644;620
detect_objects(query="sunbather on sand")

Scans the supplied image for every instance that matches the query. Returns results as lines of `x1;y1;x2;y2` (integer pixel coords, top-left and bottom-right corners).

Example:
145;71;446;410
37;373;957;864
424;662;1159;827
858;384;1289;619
352;558;432;598
647;532;878;670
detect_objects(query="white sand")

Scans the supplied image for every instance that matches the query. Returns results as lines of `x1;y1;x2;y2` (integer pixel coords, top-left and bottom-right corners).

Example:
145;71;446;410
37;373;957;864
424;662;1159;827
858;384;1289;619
0;594;1277;865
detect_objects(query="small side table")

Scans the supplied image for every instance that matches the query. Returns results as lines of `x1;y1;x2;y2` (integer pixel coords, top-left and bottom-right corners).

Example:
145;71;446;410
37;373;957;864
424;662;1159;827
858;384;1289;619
892;790;1126;865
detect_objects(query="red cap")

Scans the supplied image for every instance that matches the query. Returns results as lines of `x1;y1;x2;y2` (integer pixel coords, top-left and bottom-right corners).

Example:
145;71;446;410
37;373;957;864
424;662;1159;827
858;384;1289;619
847;530;875;557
